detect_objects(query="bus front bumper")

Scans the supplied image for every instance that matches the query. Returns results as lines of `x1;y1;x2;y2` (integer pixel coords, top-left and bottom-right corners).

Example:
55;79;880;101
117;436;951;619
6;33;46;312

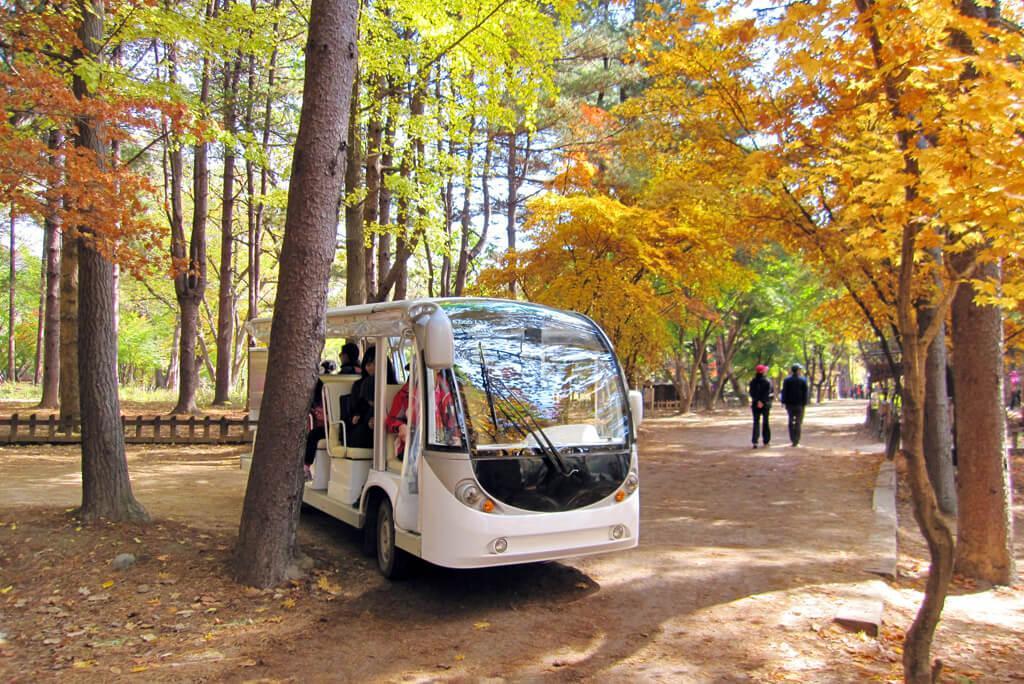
421;465;640;569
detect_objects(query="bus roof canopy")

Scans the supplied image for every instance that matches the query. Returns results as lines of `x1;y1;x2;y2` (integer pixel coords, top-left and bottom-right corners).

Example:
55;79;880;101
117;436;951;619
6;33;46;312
245;299;457;345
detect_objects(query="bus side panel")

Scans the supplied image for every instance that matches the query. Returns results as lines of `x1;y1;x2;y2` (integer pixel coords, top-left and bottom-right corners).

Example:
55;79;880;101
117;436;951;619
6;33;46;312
420;457;639;569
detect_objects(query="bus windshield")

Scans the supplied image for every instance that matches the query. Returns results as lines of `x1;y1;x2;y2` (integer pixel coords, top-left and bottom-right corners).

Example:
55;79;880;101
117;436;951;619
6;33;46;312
441;300;630;452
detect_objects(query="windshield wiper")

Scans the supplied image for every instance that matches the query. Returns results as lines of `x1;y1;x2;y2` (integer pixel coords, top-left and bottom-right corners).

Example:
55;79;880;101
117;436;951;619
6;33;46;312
478;345;500;440
487;374;578;478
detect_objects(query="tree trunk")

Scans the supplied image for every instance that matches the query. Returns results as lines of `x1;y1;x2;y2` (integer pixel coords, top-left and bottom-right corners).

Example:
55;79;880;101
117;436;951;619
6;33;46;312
363;78;384;301
250;7;279;327
345;73;366;305
39;130;62;408
214;56;242;405
170;35;208;416
235;0;358;587
34;236;44;385
165;314;180;390
73;0;148;523
899;323;954;683
8;211;16;381
455;131;493;295
505;130;518;296
453;126;475;296
59;229;79;421
919;303;956;516
947;0;1016;589
951;259;1015;584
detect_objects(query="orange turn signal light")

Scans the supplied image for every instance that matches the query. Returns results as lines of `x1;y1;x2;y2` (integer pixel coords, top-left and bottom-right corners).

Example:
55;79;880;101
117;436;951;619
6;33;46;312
615;490;626;502
482;499;495;513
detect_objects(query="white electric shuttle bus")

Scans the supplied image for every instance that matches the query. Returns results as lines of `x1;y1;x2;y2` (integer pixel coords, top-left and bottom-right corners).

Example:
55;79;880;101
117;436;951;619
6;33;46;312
243;298;641;578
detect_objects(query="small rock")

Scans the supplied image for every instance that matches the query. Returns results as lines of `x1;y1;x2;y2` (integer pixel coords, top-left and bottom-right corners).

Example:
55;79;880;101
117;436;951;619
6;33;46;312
834;600;883;637
284;563;305;581
136;585;151;594
111;553;136;570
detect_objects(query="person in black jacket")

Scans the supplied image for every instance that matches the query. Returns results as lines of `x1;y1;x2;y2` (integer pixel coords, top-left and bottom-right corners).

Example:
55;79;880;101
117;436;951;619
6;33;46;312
781;363;811;446
748;364;773;448
304;359;337;481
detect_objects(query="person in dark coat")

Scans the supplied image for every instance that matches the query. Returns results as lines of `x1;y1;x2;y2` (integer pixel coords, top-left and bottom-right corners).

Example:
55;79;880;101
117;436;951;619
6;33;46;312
781;363;811;446
304;359;337;480
344;347;377;449
748;364;773;448
339;342;361;374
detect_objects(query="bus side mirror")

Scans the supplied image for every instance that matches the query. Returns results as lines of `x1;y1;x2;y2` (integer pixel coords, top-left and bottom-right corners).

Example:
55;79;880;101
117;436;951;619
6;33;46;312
629;390;644;430
419;307;454;369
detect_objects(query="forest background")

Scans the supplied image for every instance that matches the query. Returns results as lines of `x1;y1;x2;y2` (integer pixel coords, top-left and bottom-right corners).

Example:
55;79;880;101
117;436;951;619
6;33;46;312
1;0;944;412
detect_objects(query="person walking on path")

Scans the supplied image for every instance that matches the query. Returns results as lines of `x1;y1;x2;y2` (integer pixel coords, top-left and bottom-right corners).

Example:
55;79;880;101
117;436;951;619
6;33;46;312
748;364;773;448
781;363;810;446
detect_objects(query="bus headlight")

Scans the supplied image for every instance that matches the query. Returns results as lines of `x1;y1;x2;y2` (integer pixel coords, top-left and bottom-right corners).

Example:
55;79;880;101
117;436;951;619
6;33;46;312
455;480;483;508
490;537;508;554
624;473;639;494
610;524;628;540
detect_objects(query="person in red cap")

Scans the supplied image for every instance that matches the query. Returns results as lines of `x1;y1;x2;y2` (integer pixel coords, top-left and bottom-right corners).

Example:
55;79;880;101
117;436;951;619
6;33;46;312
748;364;774;448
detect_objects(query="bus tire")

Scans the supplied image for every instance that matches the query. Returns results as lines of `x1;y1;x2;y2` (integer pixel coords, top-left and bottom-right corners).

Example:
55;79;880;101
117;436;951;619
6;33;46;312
376;498;411;579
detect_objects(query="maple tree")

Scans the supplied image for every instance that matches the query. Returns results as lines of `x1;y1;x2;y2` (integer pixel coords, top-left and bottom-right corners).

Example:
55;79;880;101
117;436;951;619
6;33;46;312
615;0;1024;679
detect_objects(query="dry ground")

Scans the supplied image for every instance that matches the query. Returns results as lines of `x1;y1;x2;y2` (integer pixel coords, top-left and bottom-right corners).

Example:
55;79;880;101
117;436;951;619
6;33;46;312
0;400;1021;683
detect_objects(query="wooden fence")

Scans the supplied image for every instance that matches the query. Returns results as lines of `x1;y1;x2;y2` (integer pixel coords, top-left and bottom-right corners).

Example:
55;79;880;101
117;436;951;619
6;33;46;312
0;413;257;445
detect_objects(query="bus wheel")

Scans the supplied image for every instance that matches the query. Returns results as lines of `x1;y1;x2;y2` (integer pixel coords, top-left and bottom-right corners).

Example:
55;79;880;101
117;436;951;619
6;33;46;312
376;498;410;579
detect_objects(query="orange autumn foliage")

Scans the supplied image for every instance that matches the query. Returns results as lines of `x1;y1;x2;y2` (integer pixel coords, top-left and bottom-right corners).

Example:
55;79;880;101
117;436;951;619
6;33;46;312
0;0;199;275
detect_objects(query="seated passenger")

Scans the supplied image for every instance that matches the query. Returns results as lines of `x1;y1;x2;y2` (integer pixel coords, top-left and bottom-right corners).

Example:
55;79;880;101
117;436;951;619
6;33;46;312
339;342;361;375
304;359;337;480
385;380;410;459
343;346;377;449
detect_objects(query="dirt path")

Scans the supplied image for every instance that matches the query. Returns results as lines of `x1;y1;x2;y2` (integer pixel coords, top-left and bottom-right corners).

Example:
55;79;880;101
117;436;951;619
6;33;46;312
1;400;1021;682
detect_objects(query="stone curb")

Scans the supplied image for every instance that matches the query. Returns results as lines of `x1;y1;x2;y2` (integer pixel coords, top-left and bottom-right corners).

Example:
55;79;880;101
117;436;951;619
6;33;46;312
865;459;898;578
835;457;897;637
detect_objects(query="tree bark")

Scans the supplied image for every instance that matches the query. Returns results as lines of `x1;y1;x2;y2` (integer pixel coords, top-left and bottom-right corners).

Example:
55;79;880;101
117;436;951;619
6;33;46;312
453;132;475;295
73;0;148;523
344;73;366;305
169;33;208;416
39;131;63;408
249;3;280;328
59;228;79;421
505;130;518;296
34;230;45;385
362;77;384;301
165;314;180;390
946;0;1016;590
8;211;16;381
214;53;243;405
235;0;358;587
951;259;1015;584
919;303;956;516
